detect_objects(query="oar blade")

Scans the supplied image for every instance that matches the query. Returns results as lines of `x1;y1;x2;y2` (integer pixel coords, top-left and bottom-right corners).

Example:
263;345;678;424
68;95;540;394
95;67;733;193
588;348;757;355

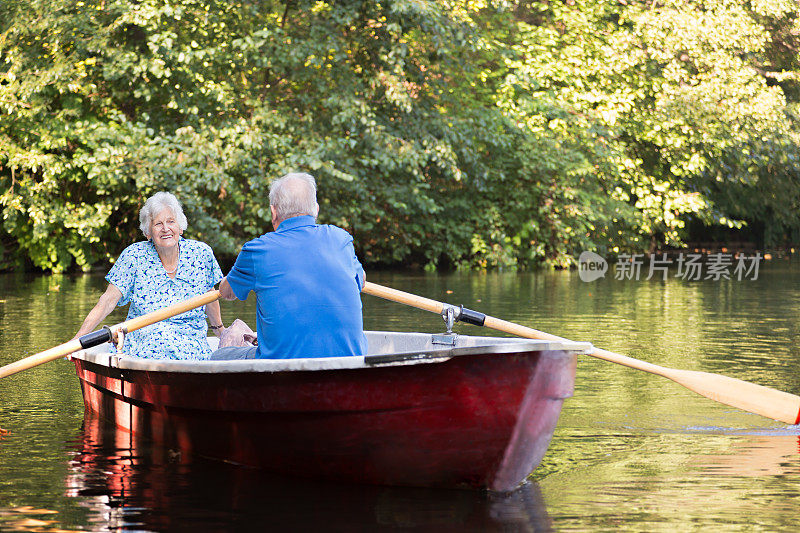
663;368;800;425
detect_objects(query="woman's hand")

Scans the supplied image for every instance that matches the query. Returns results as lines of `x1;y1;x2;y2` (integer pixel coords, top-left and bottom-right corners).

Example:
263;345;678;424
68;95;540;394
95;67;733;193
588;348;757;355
113;329;125;352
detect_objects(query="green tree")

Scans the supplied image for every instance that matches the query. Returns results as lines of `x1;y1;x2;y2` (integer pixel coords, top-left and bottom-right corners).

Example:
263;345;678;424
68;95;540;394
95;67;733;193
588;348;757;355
2;0;799;273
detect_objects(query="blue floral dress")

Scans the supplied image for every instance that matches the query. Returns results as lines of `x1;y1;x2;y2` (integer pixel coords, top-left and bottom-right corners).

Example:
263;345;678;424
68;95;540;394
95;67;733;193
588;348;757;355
106;238;223;360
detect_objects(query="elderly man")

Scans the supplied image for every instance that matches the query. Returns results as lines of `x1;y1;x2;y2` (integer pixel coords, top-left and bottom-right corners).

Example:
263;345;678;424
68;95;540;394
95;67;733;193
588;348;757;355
213;172;367;359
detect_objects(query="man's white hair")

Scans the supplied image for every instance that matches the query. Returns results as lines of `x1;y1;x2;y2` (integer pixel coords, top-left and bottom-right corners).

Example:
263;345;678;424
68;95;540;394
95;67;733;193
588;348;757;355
139;192;188;238
269;172;319;223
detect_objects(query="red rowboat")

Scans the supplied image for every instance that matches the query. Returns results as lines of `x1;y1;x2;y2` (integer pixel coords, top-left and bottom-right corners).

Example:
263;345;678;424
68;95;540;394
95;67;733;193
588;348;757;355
72;332;590;491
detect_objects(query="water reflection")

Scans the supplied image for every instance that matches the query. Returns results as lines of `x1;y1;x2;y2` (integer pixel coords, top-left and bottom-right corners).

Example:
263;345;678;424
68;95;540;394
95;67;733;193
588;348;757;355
675;426;800;477
694;435;800;476
65;412;554;532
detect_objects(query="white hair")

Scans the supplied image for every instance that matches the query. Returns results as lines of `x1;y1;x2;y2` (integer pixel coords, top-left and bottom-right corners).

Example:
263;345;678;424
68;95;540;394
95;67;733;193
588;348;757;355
139;192;188;238
269;172;319;223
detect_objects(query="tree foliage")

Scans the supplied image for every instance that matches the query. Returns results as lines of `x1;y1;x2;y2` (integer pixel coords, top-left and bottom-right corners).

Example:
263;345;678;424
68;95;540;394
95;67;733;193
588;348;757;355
1;0;799;272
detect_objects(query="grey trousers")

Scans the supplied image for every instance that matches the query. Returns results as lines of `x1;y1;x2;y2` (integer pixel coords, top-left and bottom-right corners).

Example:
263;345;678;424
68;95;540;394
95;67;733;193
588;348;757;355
209;346;258;360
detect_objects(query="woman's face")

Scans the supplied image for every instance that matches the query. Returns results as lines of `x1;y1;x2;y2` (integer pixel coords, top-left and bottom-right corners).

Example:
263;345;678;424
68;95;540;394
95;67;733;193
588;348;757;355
150;208;181;250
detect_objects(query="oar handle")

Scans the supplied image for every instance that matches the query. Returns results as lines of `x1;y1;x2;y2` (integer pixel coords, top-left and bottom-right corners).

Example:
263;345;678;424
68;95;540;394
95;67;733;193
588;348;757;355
116;289;221;335
363;281;673;375
0;290;221;379
363;282;444;315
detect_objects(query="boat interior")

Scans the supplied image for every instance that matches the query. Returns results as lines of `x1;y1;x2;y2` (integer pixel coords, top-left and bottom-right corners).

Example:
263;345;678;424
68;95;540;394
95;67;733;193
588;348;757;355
204;331;590;357
74;331;591;373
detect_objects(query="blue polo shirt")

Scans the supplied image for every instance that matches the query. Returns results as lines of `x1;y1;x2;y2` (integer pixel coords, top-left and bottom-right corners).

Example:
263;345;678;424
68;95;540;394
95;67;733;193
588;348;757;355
225;215;367;359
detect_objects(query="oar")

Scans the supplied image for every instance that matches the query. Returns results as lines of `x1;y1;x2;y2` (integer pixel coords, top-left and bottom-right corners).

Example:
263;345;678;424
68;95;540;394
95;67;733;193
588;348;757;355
0;290;221;379
362;281;800;425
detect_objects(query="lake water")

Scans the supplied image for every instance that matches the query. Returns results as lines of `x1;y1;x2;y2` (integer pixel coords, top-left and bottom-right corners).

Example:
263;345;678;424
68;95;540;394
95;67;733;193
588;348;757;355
2;264;800;531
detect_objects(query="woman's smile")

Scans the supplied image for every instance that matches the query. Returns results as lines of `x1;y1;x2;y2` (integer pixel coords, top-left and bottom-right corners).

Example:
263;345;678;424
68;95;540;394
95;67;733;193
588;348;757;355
150;209;181;249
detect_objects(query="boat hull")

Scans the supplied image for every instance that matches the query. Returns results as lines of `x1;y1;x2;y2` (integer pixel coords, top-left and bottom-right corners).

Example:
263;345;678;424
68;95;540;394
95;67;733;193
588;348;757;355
74;336;579;491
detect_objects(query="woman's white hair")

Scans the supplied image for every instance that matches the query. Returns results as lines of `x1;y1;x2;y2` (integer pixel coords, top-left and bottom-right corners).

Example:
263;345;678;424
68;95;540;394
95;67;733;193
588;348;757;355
139;192;188;238
269;172;319;223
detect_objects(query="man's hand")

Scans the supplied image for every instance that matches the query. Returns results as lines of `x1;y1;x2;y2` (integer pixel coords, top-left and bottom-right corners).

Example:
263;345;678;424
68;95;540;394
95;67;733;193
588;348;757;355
219;277;237;301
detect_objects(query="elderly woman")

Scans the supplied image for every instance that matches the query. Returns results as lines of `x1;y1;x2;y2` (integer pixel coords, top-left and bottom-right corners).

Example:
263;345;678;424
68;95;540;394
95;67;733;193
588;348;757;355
74;192;225;360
